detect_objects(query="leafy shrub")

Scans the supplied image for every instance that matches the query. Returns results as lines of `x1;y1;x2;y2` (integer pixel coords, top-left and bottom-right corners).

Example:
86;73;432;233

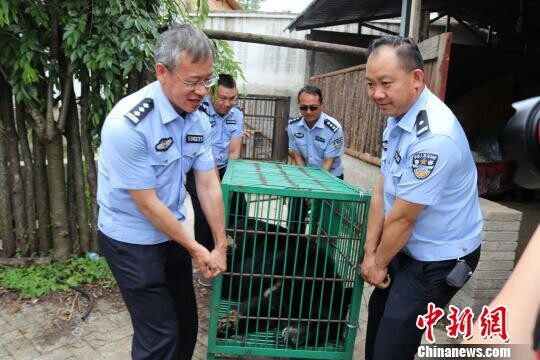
0;256;116;298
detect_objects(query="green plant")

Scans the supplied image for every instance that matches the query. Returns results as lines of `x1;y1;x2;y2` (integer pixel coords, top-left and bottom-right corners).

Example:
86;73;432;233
0;256;116;298
238;0;263;11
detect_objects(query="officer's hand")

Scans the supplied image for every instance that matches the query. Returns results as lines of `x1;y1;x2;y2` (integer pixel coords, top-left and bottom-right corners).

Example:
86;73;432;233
360;252;376;282
371;271;391;289
210;248;227;275
192;244;213;279
361;254;390;289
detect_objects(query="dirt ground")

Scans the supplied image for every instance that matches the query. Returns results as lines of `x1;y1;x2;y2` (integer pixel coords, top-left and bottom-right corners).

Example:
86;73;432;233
0;278;215;360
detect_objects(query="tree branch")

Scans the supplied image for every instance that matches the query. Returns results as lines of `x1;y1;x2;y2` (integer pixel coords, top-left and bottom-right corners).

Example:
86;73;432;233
56;74;73;133
24;103;47;139
0;67;10;84
46;80;56;141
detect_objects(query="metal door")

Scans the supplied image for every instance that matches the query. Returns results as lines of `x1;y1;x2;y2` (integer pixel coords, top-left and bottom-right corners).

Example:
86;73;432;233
237;95;290;162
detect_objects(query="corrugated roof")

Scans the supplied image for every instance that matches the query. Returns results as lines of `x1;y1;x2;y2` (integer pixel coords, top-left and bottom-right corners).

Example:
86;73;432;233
286;0;540;46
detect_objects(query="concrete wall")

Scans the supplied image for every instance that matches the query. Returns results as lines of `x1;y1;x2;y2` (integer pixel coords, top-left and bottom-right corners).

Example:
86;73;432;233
203;12;309;115
342;154;522;314
203;12;359;117
343;154;379;190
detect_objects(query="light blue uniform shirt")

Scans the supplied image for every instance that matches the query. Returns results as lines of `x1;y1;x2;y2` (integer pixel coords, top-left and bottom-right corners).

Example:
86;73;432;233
381;87;483;261
200;98;244;169
97;81;215;245
287;113;344;176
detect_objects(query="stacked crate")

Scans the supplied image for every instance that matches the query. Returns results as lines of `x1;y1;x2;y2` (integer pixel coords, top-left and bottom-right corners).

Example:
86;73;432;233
208;160;370;360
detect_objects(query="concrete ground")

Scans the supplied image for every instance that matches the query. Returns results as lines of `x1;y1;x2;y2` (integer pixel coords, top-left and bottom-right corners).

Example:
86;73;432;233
0;195;449;360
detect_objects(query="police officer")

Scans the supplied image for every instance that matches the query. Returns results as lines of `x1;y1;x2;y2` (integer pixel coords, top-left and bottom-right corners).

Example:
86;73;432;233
287;85;344;233
361;36;483;360
97;25;227;359
186;74;245;286
287;85;344;179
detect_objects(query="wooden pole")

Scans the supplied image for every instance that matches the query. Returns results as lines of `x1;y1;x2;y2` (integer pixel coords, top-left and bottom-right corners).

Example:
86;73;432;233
408;0;422;40
203;29;368;57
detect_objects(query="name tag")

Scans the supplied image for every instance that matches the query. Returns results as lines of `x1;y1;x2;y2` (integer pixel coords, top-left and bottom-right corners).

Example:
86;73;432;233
225;118;236;125
186;135;204;143
315;136;325;143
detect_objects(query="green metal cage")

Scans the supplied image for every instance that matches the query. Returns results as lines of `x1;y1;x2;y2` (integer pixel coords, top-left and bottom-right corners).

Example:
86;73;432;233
207;160;370;359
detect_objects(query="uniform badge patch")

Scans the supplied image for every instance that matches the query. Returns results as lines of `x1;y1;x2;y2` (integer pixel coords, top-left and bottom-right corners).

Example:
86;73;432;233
186;134;204;143
294;132;304;138
155;137;173;152
225;118;236;125
315;136;325;143
334;137;343;149
382;140;388;151
209;120;216;127
412;153;438;179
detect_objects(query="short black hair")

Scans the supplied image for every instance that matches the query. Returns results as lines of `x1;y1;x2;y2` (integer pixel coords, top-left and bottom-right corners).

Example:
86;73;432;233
217;74;236;89
366;36;424;72
298;85;323;103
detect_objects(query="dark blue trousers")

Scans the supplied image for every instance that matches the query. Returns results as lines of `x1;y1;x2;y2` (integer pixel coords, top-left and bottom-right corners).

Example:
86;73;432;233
98;231;197;360
365;246;480;360
186;167;247;250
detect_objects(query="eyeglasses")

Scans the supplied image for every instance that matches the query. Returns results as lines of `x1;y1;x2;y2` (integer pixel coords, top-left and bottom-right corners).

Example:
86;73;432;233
299;105;320;112
172;72;219;90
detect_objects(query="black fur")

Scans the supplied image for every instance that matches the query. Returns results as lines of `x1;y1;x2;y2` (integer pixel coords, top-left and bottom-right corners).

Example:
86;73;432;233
218;218;352;347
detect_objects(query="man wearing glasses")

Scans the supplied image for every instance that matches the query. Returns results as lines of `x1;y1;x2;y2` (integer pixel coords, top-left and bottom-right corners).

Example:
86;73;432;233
97;25;227;359
186;74;245;286
287;85;345;179
287;85;345;233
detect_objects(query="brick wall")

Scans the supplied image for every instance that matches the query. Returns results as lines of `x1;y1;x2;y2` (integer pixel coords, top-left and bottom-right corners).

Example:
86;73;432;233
450;198;522;313
343;155;523;314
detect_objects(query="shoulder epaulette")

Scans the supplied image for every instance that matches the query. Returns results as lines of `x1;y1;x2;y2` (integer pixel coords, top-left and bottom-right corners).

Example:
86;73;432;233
288;116;301;124
415;110;430;137
125;98;153;124
324;118;338;133
198;102;210;115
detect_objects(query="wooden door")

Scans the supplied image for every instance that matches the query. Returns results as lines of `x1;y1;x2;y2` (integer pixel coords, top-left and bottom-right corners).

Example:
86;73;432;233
310;32;453;163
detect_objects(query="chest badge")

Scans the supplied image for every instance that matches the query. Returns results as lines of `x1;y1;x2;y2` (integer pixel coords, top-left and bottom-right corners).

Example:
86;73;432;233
412;153;438;179
294;132;304;138
394;149;402;164
382;140;388;151
186;134;204;143
155;137;173;152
